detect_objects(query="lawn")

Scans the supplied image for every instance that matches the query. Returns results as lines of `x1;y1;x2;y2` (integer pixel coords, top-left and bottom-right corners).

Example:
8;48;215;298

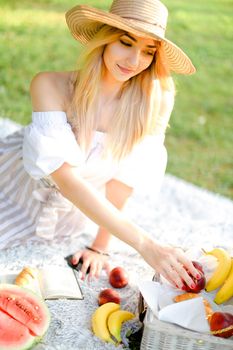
0;0;232;199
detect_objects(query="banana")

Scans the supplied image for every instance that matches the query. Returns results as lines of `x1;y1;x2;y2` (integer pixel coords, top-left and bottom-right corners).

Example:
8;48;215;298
205;248;232;292
91;302;120;343
107;310;135;343
214;258;233;304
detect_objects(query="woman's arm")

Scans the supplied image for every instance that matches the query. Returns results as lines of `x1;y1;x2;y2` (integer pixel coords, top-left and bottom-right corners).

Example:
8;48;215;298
91;179;133;252
52;163;145;251
72;179;133;278
51;163;199;288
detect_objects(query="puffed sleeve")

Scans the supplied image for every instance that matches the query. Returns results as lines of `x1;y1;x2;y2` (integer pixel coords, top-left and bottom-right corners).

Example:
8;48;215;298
23;111;85;179
113;134;167;196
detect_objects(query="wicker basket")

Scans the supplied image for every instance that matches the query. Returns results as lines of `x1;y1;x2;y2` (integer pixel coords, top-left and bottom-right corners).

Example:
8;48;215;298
139;276;233;350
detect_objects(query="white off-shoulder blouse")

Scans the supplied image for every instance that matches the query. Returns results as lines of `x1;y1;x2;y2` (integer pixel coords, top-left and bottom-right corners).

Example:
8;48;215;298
23;111;167;191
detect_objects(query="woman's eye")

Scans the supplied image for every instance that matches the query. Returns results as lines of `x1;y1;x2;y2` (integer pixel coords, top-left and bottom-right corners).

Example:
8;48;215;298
120;40;132;47
145;50;155;56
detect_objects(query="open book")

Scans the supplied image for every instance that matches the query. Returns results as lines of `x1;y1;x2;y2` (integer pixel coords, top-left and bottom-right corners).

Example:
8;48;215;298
0;266;83;300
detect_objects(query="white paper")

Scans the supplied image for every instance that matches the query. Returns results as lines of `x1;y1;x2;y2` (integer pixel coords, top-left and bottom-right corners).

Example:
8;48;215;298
138;281;210;333
159;298;209;332
138;281;160;317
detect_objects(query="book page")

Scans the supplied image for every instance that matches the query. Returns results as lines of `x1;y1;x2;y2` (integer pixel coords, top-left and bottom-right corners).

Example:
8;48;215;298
39;267;83;300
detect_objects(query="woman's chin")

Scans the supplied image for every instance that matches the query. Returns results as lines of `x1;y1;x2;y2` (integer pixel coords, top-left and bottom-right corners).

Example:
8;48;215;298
112;72;134;82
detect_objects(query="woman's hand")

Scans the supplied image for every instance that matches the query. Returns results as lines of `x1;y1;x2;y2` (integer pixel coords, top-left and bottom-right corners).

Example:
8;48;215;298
140;239;201;290
71;249;111;281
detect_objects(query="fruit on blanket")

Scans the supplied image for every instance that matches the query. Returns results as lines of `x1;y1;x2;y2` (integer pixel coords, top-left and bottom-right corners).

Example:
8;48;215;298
107;310;135;343
173;293;213;321
98;288;121;306
209;312;233;338
182;261;206;293
0;284;50;350
15;266;40;294
214;258;233;304
205;248;231;292
92;302;120;343
109;267;128;288
0;309;38;350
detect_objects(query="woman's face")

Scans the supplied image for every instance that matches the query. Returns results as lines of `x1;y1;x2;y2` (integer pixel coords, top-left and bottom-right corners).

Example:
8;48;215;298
103;32;158;83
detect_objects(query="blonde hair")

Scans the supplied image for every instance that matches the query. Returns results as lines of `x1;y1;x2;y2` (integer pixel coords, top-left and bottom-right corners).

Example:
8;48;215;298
68;25;175;159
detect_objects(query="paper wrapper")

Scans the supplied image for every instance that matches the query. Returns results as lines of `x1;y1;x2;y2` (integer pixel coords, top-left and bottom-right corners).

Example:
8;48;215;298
138;248;233;333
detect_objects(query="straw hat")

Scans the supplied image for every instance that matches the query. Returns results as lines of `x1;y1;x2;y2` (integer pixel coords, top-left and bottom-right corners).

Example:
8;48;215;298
66;0;196;75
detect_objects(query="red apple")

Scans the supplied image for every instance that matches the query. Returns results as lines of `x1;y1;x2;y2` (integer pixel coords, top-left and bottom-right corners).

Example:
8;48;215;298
210;312;233;338
98;288;121;306
182;261;206;293
192;261;204;274
109;267;128;288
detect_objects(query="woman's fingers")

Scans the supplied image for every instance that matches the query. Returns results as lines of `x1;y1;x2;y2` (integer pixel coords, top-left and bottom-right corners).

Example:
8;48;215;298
161;269;182;289
103;261;111;275
68;251;102;281
159;266;179;287
175;253;201;283
160;264;191;289
182;259;200;279
71;249;109;280
71;251;83;265
162;250;201;289
88;263;97;281
173;264;193;288
92;258;108;279
94;262;103;279
80;258;91;279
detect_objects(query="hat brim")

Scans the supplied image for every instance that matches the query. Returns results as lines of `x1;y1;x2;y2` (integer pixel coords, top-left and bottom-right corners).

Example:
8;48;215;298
66;5;196;75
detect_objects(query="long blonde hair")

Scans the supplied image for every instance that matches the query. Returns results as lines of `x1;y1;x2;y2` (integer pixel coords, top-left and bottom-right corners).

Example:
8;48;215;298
68;25;175;159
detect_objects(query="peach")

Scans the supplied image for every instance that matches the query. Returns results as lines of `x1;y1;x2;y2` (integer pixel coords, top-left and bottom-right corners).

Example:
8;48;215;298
98;288;121;306
109;267;128;288
210;312;233;338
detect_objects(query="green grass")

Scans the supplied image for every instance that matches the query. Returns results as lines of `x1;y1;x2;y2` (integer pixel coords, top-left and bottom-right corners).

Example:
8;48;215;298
0;0;232;198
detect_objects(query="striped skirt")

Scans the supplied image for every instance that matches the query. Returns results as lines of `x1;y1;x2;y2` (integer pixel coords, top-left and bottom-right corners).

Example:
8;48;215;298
0;129;87;249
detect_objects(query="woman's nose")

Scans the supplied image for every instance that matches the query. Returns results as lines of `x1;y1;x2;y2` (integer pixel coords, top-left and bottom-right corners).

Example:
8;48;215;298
126;49;140;68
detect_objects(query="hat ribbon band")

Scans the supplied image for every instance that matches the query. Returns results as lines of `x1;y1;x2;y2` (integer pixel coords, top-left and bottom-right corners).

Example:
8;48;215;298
121;16;166;32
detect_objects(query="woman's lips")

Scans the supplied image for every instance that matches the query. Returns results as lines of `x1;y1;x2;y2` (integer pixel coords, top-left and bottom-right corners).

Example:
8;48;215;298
117;64;134;74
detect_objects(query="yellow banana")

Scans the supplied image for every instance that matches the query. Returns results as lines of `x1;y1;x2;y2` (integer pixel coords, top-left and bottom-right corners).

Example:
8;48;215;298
91;302;120;343
107;310;135;343
214;258;233;304
205;248;232;292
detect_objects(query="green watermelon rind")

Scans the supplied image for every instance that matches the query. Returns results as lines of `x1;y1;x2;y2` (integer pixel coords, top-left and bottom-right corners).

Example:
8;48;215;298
0;336;43;350
0;336;38;350
0;284;51;349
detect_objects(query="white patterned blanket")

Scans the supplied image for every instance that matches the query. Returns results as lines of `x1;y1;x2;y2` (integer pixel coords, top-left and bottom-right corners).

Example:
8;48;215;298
0;118;232;350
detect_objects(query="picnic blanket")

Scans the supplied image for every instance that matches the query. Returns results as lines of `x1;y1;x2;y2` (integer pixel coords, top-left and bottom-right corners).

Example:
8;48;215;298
0;118;232;350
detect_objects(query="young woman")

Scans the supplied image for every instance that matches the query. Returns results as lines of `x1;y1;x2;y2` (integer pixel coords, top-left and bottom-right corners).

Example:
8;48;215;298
0;0;201;290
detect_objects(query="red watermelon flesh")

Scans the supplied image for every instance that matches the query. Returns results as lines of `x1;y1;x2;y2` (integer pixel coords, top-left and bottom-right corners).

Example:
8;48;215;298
0;284;50;337
0;309;36;350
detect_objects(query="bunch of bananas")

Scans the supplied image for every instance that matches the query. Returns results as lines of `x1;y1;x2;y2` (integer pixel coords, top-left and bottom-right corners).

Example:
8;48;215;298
205;248;233;304
91;302;135;344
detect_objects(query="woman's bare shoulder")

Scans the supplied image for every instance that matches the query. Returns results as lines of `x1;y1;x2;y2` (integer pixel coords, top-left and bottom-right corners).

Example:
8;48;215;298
30;71;76;112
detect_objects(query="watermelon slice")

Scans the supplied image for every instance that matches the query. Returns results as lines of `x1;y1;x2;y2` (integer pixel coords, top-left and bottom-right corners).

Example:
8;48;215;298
0;309;37;350
0;284;50;350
